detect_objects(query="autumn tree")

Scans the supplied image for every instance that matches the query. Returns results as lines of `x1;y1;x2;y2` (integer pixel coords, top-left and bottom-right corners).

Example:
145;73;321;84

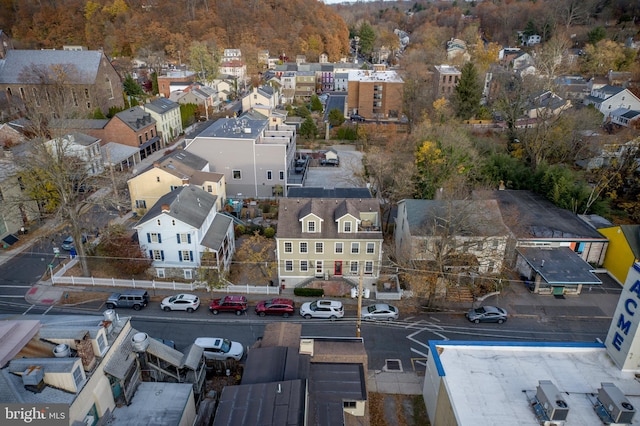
94;224;152;275
231;232;276;285
580;40;637;76
188;41;219;84
452;62;482;120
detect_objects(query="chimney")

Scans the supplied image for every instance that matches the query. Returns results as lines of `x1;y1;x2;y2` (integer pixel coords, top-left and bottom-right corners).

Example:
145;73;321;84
161;204;170;213
182;178;190;186
153;162;161;168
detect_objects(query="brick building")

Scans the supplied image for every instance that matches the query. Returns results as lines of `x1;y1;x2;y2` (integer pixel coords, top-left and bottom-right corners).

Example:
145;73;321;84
433;65;461;99
347;67;403;120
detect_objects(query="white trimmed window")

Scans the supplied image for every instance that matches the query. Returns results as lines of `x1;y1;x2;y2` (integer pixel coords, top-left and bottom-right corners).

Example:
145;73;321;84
156;268;165;278
300;260;308;272
335;242;343;254
184;269;193;280
285;260;293;272
350;261;359;274
366;242;375;254
344;221;352;232
307;221;316;232
284;242;292;253
315;242;324;254
351;242;360;254
300;242;308;253
365;261;373;274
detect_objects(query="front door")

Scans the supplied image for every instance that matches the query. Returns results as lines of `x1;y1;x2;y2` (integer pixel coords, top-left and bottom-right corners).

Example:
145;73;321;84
334;261;342;276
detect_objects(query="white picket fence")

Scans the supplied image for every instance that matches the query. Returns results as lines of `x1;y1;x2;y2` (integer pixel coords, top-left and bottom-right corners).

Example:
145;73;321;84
50;258;280;295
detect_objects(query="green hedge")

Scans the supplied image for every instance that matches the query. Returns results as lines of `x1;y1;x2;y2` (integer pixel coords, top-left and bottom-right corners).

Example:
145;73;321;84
293;287;324;297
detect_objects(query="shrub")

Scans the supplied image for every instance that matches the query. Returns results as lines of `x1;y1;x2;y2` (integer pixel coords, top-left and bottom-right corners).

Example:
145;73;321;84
293;287;324;297
234;224;245;237
263;227;275;238
260;203;271;214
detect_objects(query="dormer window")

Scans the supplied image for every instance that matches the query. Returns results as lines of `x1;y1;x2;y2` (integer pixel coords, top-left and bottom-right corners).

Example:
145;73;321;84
344;221;352;232
307;221;316;232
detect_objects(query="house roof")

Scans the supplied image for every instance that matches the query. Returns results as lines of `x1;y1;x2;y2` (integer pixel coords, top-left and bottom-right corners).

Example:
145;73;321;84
307;363;367;426
400;199;510;237
287;187;371;199
475;190;606;241
144;97;179;114
620;225;640;260
108;382;193;426
200;214;233;250
62;132;99;146
101;142;139;165
277;197;382;240
134;149;209;177
516;246;602;285
136;185;216;229
194;117;268;139
114;107;156;131
0;50;105;85
242;346;310;385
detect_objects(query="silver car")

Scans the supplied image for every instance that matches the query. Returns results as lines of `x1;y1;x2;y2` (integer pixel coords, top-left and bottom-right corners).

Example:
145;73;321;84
466;306;508;324
160;293;200;312
300;299;344;320
361;303;399;321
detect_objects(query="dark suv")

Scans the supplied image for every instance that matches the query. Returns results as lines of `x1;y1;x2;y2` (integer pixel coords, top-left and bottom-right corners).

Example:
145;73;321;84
105;290;150;311
209;295;248;315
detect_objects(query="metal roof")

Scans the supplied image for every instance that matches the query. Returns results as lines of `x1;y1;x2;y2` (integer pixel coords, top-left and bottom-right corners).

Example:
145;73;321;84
0;50;104;84
201;214;233;250
516;246;602;285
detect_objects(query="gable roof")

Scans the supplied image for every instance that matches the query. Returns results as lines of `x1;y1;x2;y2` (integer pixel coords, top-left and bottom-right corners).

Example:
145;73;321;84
144;97;179;114
200;214;233;250
135;149;209;176
114;107;155;131
277;197;381;240
136;185;216;229
620;225;640;259
0;50;106;85
400;199;510;237
476;190;606;240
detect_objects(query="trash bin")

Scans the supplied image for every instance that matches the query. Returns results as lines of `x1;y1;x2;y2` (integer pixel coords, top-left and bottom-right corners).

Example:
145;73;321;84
363;288;370;299
350;288;358;298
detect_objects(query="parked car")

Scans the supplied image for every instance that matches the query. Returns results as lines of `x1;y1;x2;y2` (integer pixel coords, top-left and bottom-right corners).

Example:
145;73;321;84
61;235;87;250
350;114;365;122
194;337;245;361
300;299;344;320
105;290;150;311
361;303;399;321
294;158;307;174
160;293;200;312
466;306;508;324
320;158;339;166
255;298;295;317
209;295;248;315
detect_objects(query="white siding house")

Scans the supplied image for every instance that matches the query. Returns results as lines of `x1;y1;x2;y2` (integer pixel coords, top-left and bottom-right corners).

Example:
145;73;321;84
134;185;235;279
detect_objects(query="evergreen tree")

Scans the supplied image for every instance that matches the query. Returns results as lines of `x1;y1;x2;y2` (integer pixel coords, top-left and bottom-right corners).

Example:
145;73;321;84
358;22;376;56
328;108;345;127
300;117;318;139
310;94;323;112
452;62;482;120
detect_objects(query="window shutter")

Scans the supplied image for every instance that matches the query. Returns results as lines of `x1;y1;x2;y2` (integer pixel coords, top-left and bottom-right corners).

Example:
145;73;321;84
190;251;193;261
149;250;153;259
179;251;183;261
147;233;151;243
176;233;181;244
187;234;191;244
158;234;162;243
160;250;164;261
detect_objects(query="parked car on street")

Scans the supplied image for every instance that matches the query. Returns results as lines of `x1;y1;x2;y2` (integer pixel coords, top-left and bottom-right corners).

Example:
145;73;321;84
105;290;150;311
255;298;295;317
61;235;87;250
466;306;508;323
300;299;344;320
361;303;399;321
350;114;365;122
209;295;248;315
160;293;200;312
194;337;244;361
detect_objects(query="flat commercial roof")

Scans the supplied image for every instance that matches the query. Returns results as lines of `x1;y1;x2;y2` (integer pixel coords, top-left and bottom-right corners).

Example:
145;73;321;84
429;341;640;425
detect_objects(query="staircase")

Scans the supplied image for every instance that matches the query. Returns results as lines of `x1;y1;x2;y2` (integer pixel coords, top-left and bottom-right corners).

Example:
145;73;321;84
446;286;474;303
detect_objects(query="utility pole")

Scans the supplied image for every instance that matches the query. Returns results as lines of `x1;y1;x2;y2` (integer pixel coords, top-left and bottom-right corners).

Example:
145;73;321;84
356;268;363;338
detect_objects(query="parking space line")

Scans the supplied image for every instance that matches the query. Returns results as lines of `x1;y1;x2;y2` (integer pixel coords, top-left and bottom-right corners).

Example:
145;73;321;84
22;305;35;315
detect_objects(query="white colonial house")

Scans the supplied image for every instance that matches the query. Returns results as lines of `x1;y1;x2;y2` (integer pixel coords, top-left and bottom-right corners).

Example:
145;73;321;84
134;185;235;280
46;132;103;175
584;85;640;122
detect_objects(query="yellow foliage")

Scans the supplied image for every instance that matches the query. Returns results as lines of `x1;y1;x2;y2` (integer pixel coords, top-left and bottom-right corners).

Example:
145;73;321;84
85;1;101;20
416;141;444;166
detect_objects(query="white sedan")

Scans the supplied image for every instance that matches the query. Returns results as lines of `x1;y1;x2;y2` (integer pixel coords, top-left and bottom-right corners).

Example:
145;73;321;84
160;293;200;313
361;303;399;321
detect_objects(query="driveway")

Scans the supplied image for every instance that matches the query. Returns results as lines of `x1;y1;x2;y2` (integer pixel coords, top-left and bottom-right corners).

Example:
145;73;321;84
303;145;364;188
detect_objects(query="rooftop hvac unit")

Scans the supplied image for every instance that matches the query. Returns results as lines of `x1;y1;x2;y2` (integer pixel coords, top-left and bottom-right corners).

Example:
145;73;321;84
598;382;636;424
536;380;569;421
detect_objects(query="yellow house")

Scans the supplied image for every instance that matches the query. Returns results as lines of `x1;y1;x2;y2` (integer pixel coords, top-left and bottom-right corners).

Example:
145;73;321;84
599;225;640;284
127;149;226;215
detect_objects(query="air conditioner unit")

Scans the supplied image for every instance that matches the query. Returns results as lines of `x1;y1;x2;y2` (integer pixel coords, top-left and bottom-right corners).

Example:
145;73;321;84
536;380;569;421
598;382;636;424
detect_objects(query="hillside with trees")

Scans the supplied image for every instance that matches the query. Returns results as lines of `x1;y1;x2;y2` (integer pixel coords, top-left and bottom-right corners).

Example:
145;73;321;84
1;0;350;65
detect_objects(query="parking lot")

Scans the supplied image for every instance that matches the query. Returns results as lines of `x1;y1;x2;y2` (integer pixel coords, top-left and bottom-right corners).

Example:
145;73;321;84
301;145;364;188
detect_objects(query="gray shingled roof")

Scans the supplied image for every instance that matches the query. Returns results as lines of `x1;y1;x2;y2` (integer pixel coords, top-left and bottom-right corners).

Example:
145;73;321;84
277;197;382;240
144;97;180;114
308;363;366;426
201;214;233;250
0;50;104;84
136;185;216;229
287;187;371;199
115;107;156;132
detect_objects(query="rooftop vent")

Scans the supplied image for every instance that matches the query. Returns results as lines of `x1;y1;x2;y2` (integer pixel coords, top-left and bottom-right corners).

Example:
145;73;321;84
104;309;116;323
131;332;150;353
53;344;70;358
